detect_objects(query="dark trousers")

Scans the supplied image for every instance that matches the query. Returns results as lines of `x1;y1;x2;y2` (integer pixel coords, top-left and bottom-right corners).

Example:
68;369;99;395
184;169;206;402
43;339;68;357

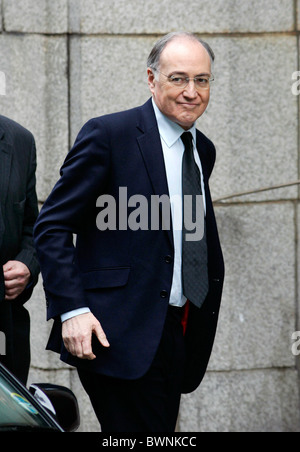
78;305;186;432
0;303;30;385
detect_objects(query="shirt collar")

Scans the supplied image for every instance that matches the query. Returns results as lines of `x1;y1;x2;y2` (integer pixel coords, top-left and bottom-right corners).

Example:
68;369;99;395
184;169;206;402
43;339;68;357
152;98;196;148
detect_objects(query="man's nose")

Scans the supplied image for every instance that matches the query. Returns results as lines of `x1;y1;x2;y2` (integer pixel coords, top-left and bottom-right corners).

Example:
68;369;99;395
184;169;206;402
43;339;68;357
183;80;198;97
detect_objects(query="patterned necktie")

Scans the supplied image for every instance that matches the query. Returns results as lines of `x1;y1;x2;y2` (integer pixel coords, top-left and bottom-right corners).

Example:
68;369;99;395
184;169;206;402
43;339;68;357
181;132;209;308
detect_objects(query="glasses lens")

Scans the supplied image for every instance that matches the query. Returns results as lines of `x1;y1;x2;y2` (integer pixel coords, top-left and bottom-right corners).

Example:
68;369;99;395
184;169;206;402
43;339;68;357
169;76;186;87
194;77;211;90
168;74;213;90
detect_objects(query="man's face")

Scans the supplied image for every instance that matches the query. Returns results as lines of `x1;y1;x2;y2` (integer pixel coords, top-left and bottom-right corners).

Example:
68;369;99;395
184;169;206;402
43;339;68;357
148;38;212;130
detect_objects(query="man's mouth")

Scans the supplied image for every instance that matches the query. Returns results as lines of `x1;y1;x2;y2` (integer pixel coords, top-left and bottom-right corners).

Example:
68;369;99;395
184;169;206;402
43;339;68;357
179;103;200;109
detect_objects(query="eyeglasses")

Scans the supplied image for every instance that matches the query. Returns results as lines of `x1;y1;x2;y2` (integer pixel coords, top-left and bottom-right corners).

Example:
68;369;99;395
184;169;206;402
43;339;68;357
155;70;214;91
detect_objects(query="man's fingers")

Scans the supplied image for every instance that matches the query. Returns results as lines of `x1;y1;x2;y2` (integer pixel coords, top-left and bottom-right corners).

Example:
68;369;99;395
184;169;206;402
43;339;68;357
63;326;95;360
3;261;31;300
3;261;14;273
94;323;110;348
3;261;30;280
4;279;25;300
62;313;109;361
80;335;96;360
64;336;95;360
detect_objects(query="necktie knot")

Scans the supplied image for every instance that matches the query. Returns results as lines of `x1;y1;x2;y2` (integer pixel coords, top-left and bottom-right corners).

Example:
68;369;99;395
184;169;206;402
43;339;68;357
181;132;193;152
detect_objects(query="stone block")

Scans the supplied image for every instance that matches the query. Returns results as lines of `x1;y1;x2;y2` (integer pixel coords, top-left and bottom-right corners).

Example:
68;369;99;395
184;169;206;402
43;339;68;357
69;35;156;143
208;203;296;371
69;0;294;34
296;204;300;353
3;0;68;34
179;369;300;432
201;35;298;203
27;279;69;370
27;367;72;389
297;0;300;30
0;34;69;201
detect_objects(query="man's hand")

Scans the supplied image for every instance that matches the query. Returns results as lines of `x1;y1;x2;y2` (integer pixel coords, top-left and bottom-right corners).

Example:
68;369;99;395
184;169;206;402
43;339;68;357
62;312;110;360
3;261;31;300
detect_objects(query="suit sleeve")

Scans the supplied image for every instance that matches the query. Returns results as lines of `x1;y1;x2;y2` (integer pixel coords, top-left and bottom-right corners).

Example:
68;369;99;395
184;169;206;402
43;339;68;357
34;118;111;320
15;134;40;285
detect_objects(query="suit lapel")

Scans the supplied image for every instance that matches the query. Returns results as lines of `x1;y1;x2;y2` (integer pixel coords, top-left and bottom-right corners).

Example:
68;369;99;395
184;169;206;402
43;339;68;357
136;99;173;246
0;129;12;200
0;129;12;207
0;127;12;248
195;131;209;185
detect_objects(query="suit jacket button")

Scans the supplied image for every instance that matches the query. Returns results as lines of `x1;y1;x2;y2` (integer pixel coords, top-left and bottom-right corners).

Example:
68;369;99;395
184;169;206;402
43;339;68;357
160;290;168;298
165;255;173;264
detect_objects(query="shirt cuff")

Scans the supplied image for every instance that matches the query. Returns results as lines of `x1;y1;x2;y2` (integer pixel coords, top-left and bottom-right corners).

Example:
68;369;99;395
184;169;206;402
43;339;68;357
61;307;91;323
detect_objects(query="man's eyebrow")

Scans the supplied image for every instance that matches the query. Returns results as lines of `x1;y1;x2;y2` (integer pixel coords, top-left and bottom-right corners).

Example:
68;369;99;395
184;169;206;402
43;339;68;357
169;71;211;77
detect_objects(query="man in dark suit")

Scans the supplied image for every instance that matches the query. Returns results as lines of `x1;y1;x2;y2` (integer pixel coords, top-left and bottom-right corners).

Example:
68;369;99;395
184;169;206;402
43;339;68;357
0;115;40;384
34;32;224;432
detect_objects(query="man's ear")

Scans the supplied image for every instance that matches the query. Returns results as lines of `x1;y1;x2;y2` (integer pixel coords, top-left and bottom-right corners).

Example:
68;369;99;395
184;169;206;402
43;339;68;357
147;68;156;93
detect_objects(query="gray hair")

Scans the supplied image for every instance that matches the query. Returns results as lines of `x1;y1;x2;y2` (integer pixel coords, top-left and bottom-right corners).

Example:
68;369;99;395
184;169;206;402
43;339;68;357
147;32;215;73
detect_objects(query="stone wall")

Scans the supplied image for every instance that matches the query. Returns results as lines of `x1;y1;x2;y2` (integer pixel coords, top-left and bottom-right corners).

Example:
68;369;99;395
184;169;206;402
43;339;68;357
0;0;299;432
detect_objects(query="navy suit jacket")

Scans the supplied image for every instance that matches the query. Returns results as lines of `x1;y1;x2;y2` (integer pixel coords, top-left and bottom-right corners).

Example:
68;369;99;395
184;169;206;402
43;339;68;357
34;99;224;393
0;115;40;383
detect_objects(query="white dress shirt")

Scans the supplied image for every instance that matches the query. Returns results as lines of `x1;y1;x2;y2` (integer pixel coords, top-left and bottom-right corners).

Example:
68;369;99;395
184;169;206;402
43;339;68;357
61;99;206;321
152;99;206;307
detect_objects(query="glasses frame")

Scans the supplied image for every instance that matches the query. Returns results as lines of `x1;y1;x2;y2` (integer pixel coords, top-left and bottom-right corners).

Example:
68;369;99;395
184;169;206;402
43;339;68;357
154;70;214;91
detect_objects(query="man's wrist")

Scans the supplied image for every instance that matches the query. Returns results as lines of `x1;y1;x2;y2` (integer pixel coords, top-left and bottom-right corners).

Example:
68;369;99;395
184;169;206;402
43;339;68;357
61;307;91;323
